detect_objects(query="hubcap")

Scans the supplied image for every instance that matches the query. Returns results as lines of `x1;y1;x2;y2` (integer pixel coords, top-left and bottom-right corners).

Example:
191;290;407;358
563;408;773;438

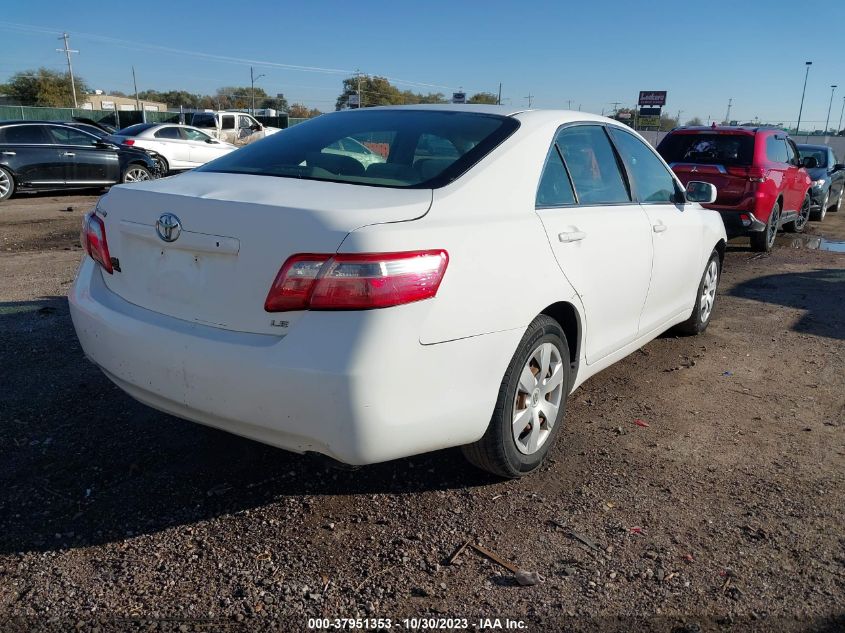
820;192;829;219
0;170;10;197
512;342;564;455
767;207;779;248
700;260;718;323
124;168;150;182
795;197;810;230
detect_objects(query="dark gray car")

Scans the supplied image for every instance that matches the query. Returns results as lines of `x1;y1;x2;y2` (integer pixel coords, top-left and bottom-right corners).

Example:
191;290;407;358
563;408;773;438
796;144;845;221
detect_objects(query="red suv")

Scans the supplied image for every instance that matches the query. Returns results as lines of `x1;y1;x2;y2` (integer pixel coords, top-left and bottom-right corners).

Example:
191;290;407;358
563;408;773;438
657;126;812;251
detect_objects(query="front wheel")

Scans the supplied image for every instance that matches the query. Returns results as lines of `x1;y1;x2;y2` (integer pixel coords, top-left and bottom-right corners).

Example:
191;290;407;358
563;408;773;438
811;190;829;221
122;165;152;183
0;166;14;202
461;315;570;478
784;194;811;233
675;250;720;335
833;190;842;213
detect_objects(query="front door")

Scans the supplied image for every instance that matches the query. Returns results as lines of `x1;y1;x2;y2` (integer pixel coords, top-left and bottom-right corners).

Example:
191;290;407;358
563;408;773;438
536;124;653;365
47;125;119;185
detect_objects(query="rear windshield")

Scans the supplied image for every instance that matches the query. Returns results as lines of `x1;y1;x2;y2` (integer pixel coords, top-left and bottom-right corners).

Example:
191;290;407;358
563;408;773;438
116;123;156;137
797;146;827;167
198;109;520;188
658;133;754;167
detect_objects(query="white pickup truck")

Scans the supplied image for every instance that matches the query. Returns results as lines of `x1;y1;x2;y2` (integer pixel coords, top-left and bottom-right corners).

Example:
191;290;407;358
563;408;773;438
189;111;281;147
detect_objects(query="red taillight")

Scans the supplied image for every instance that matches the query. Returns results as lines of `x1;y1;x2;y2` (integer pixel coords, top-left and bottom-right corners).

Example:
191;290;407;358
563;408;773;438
122;138;135;146
82;211;113;274
726;166;766;183
264;250;449;312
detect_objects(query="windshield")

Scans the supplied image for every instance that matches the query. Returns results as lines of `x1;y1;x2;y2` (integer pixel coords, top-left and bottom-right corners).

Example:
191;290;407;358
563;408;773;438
658;133;754;167
797;147;827;168
198;109;519;188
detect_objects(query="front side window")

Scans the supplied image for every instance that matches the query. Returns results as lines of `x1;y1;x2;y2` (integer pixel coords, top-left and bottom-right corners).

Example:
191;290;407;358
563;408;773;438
0;125;50;144
154;127;183;140
198;110;519;188
555;125;630;205
238;115;254;129
48;126;98;146
765;136;789;164
184;128;212;142
785;139;797;165
536;144;575;207
608;127;678;203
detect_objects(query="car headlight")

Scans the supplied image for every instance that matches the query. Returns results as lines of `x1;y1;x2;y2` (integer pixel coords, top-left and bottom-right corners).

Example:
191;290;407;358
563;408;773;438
812;179;826;188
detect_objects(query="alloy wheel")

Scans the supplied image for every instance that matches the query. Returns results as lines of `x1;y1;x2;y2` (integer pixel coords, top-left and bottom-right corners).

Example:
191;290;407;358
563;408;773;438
123;167;150;183
699;259;718;323
794;197;811;231
766;207;779;249
0;169;11;198
512;342;564;455
819;191;829;220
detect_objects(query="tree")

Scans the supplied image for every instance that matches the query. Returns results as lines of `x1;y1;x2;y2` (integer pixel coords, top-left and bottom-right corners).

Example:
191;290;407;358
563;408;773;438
659;114;679;131
288;103;323;118
4;67;88;107
260;94;289;112
335;75;447;110
685;116;703;126
468;92;498;105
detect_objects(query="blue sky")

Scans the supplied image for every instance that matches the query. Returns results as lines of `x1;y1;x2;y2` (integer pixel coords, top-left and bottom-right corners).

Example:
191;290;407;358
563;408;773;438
1;1;843;127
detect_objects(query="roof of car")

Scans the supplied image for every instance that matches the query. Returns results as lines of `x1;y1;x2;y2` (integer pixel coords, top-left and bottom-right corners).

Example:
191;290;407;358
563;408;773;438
352;104;528;116
670;125;786;135
795;143;830;150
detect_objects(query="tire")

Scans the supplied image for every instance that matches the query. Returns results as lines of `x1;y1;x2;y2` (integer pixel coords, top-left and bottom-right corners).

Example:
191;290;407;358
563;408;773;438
811;190;828;222
153;155;169;177
833;190;842;213
0;166;15;202
461;315;570;478
750;201;780;252
122;164;152;183
675;250;720;336
784;194;811;233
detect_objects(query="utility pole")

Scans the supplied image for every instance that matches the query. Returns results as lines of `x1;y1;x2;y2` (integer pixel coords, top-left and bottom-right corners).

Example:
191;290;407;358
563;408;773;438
795;61;812;135
824;84;838;135
838;96;845;135
676;109;683;124
610;101;622;116
56;32;79;108
497;83;502;106
132;66;142;121
249;66;265;116
355;69;362;109
524;93;533;108
724;98;733;124
566;99;573;109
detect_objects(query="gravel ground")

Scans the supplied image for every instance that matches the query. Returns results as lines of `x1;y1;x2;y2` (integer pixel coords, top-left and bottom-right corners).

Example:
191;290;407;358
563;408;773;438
0;191;843;633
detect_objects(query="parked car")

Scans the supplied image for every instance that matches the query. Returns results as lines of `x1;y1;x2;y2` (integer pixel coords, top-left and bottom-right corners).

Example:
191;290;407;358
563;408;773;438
108;123;236;175
189;111;280;147
0;121;157;202
657;126;812;252
323;136;386;168
796;144;845;220
69;105;726;478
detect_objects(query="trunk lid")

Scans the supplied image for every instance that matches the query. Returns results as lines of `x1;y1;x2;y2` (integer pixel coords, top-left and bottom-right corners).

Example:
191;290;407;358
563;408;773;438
97;171;432;335
668;163;750;206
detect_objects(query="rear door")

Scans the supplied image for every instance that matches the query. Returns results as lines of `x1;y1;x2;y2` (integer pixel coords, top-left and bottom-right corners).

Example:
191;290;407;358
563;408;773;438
0;124;64;185
47;124;120;185
153;126;191;168
608;126;703;330
536;124;653;365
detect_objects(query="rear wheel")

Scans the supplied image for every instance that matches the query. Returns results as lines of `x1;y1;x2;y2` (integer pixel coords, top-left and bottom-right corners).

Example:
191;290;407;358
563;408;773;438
461;315;570;478
675;250;720;335
811;190;828;221
0;167;14;202
750;201;780;252
122;165;152;183
784;194;811;232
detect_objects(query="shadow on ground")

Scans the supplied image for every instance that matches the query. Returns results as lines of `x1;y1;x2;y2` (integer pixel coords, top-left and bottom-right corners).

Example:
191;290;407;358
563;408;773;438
0;298;495;555
729;267;845;340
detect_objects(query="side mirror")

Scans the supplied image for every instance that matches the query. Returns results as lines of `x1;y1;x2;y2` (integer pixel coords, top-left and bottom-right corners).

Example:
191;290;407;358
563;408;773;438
686;181;717;204
95;140;117;150
205;138;217;144
801;156;818;168
250;124;262;131
833;163;845;172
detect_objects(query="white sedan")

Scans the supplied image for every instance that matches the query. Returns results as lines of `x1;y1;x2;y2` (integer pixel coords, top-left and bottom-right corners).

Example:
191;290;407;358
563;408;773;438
108;123;236;175
70;105;726;478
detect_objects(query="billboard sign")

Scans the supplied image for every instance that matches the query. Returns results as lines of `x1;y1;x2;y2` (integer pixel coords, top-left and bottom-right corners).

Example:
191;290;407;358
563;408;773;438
347;93;360;108
638;91;667;106
638;115;661;128
639;107;661;116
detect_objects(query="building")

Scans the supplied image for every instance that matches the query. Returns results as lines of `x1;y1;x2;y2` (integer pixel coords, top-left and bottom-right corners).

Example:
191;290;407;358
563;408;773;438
83;92;167;113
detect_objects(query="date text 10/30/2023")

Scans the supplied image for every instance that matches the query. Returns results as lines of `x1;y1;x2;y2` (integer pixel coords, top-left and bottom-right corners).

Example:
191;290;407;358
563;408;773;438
307;617;528;630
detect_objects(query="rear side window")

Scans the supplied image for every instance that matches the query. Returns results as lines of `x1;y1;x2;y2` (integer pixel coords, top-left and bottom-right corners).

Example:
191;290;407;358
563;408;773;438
48;126;98;146
154;127;183;140
765;136;789;164
608;127;678;203
555;125;630;204
658;133;754;166
199;110;520;189
192;113;216;128
0;125;50;144
221;115;235;130
536;145;575;206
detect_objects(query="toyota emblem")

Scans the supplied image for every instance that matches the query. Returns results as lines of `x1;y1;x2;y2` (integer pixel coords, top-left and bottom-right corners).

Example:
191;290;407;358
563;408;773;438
156;213;182;242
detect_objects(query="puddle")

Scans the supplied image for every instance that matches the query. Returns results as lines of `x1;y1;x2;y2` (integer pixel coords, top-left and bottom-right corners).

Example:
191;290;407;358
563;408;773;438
776;235;845;253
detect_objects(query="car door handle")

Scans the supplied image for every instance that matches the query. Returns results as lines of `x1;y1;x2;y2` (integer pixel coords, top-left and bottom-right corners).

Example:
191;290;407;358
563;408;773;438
1;151;15;156
61;152;76;157
653;223;668;233
558;230;587;243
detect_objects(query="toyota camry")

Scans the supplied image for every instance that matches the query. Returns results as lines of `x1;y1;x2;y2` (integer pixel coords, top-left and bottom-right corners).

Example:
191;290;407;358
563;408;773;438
70;105;726;478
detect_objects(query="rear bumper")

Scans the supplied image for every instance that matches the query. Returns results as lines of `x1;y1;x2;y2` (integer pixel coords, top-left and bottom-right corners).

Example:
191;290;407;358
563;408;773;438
714;209;766;237
69;258;520;465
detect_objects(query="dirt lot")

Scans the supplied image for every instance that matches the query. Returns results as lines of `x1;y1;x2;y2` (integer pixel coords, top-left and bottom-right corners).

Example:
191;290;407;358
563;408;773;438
0;191;843;633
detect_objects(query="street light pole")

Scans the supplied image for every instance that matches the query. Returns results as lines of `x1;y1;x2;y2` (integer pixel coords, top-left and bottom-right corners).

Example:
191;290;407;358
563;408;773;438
249;66;266;115
824;84;838;135
838;96;845;135
795;61;812;135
